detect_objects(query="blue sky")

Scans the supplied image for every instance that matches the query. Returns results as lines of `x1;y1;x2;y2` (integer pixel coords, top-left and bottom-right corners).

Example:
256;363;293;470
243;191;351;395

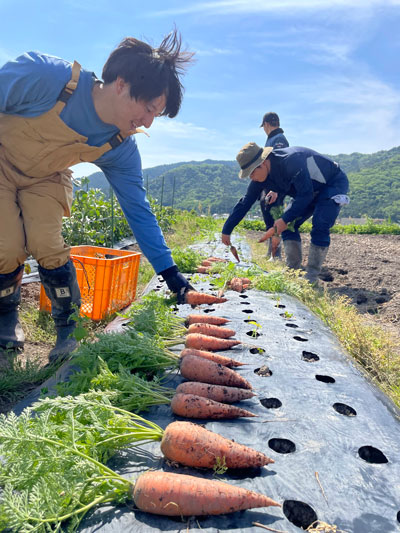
1;0;400;178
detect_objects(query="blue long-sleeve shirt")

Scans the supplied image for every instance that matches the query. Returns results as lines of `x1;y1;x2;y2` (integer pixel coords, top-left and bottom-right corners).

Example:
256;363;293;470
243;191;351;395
222;146;348;234
0;51;174;274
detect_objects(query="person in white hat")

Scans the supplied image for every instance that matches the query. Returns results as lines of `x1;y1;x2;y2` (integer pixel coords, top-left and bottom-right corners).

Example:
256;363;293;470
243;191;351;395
222;142;350;283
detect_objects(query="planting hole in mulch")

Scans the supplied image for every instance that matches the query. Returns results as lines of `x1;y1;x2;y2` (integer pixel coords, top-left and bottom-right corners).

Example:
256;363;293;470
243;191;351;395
254;365;272;377
250;347;265;354
275;304;286;308
242;309;253;313
286;323;299;328
358;446;388;464
333;402;357;416
203;308;215;313
294;335;308;342
260;397;282;409
244;319;255;323
315;374;336;384
397;511;400;523
268;438;296;454
283;500;318;530
240;301;251;305
302;351;320;363
239;294;249;298
246;330;261;338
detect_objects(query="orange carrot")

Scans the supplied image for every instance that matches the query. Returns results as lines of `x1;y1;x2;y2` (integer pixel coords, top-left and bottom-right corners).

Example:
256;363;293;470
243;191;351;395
180;354;252;389
201;260;213;267
196;266;211;274
206;257;227;263
133;470;280;516
180;347;244;367
187;323;236;338
186;314;229;326
161;421;273;469
171;393;255;419
176;382;254;403
185;291;227;305
185;333;240;351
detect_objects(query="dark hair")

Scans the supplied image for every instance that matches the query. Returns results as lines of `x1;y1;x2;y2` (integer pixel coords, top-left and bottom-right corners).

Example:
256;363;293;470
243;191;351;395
260;112;280;128
102;29;194;118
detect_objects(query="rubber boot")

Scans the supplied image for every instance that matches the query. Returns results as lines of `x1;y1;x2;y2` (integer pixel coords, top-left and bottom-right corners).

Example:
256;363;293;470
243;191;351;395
306;244;329;284
267;237;282;261
0;265;25;358
283;240;302;270
39;260;81;363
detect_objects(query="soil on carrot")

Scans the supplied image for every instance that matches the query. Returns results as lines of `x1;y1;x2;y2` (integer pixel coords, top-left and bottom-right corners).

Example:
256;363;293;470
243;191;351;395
5;232;400;414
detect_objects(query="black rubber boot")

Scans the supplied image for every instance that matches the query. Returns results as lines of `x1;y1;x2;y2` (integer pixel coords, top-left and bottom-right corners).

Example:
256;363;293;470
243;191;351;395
283;240;302;270
305;244;329;284
0;265;25;355
39;260;81;363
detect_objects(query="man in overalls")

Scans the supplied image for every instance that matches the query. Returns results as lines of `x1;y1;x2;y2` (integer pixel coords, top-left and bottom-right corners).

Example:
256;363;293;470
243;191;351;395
0;30;194;365
222;142;349;283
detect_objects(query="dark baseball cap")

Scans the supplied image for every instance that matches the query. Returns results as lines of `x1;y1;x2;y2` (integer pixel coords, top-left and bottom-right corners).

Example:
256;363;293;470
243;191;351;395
260;112;280;127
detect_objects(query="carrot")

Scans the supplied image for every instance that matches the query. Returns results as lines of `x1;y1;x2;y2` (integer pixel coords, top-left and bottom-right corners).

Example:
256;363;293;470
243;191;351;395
187;323;236;338
180;354;252;389
186;314;229;326
161;420;273;469
185;333;240;351
171;393;255;419
206;257;227;263
196;266;211;274
180;347;244;367
185;291;227;305
176;382;254;403
201;260;213;267
133;470;280;516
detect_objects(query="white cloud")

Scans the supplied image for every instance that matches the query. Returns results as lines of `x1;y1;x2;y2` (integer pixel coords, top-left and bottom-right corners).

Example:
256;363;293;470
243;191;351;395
150;0;400;16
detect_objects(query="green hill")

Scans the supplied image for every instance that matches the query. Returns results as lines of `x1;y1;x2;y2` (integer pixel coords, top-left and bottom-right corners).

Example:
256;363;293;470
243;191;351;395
80;146;400;222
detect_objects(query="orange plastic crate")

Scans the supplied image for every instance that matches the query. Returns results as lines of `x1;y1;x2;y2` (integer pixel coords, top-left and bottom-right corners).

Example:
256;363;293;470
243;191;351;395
39;245;141;320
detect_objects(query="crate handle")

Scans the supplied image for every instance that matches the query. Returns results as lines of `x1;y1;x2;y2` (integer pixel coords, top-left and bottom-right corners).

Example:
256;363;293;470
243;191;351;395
71;257;91;292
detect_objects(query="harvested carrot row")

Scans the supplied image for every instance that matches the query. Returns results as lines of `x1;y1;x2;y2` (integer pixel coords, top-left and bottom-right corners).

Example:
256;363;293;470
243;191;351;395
187;323;236;339
161;421;273;469
133;470;280;516
185;314;230;326
176;382;254;403
180;354;252;389
185;333;240;351
171;393;255;419
180;347;244;367
185;290;227;305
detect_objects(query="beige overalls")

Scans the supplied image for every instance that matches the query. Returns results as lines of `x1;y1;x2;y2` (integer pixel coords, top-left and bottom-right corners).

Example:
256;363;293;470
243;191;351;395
0;61;127;274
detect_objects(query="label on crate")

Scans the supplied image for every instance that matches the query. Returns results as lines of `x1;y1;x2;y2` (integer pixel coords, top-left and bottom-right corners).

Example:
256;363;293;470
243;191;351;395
55;287;71;298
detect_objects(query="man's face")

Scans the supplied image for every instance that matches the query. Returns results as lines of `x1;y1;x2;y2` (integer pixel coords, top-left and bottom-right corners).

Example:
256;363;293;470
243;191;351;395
115;78;166;134
250;159;270;182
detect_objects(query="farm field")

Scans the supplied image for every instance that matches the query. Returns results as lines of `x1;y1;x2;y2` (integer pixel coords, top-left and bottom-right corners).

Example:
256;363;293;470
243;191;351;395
4;231;399;416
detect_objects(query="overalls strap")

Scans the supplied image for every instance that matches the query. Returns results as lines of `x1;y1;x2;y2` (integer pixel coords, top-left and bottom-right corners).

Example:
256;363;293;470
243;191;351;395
56;60;129;150
57;61;82;106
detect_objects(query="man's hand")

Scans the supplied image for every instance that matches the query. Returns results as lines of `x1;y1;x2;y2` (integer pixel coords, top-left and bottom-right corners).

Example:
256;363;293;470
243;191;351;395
258;218;288;243
221;233;231;246
265;191;278;205
159;265;194;304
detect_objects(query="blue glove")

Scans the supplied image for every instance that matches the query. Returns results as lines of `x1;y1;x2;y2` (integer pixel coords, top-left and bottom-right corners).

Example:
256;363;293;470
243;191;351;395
159;265;193;304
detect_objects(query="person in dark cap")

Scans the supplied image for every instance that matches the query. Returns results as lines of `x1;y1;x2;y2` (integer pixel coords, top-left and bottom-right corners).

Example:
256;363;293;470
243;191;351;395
259;112;289;260
222;142;349;284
